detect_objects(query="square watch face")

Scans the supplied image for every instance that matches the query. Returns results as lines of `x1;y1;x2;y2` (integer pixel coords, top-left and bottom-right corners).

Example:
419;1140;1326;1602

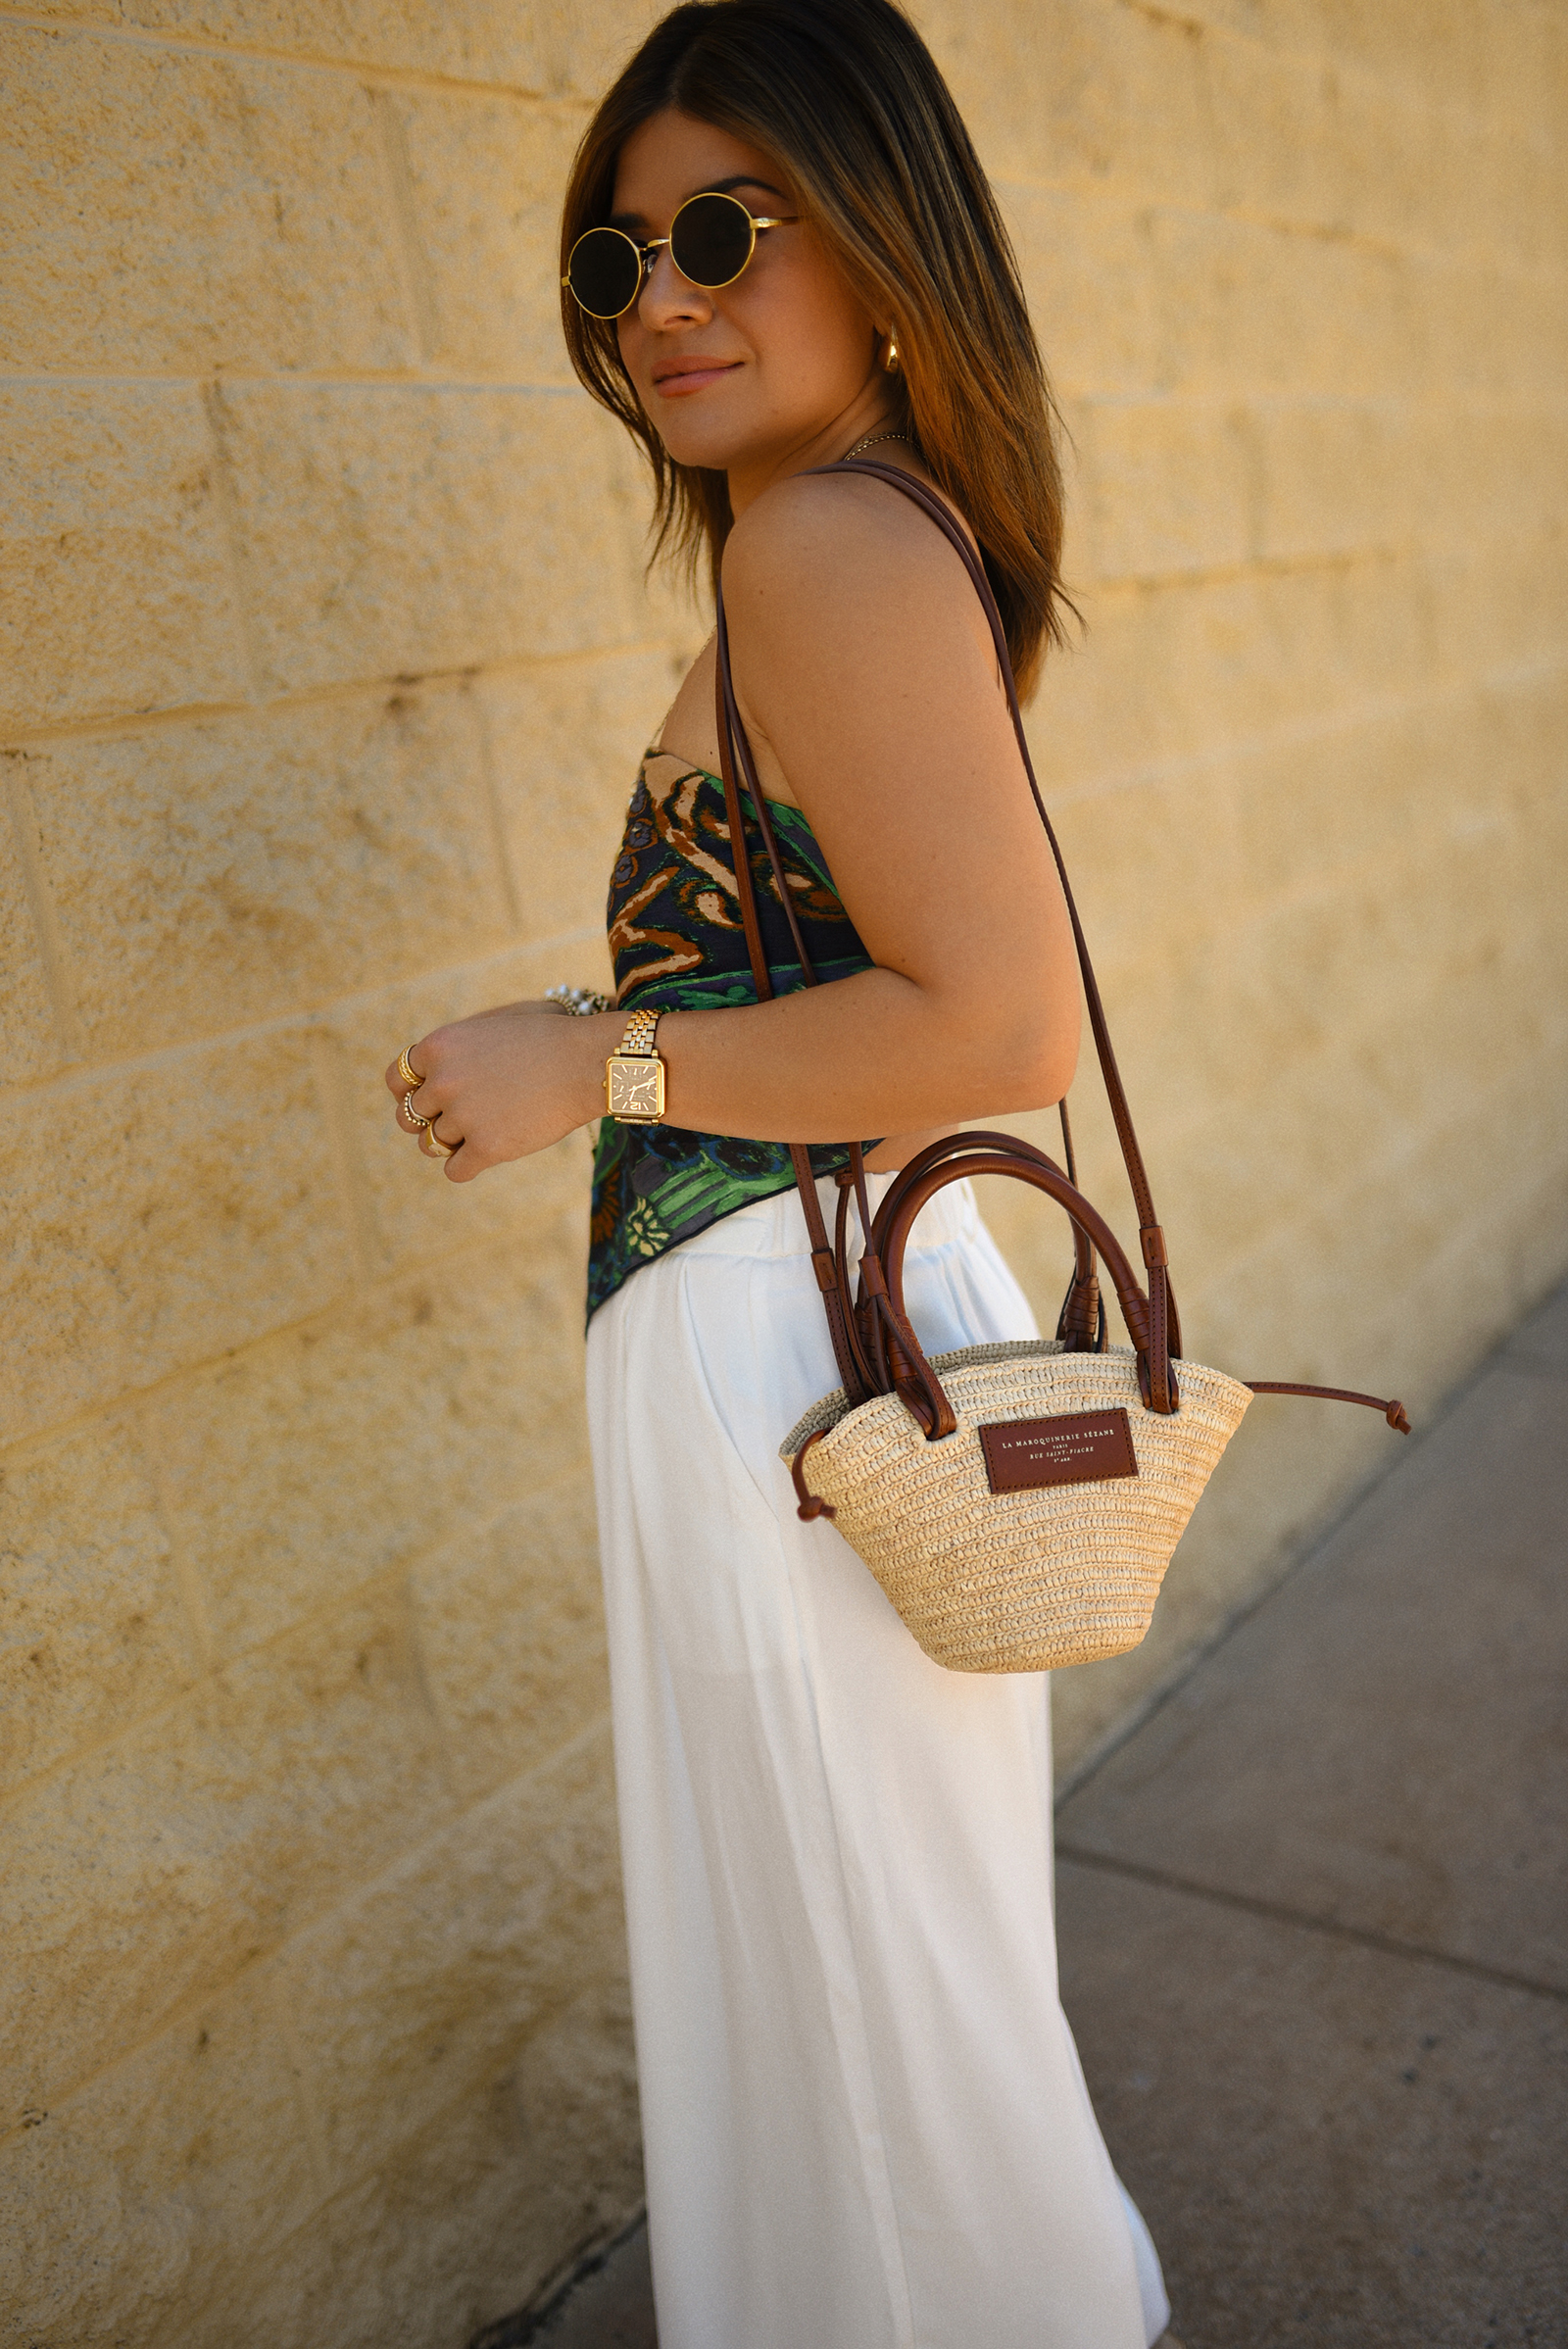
607;1054;664;1121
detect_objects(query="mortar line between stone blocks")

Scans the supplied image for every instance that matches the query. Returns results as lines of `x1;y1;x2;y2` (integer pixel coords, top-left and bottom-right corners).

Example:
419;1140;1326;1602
269;1976;335;2204
0;1569;397;1813
1117;0;1568;157
0;2;598;105
133;1392;220;1676
0;1704;618;2125
1134;1055;1568;1226
283;1974;631;2236
0;1196;595;1468
0;935;606;1101
1;1868;402;2132
1038;649;1568;811
0;367;587;391
368;86;442;363
0;1551;450;1813
306;1031;384;1288
0;694;255;750
199;382;269;704
1063;389;1568;416
2;756;88;1063
7;603;1551;797
1076;531;1568;602
6;0;1522;151
1088;541;1407;597
0;639;687;750
468;681;527;933
2;0;1553;193
0;1506;603;1819
1160;1071;1568;1315
400;1570;466;1809
1054;1843;1568;2006
993;163;1568;282
396;1454;606;1807
1108;814;1545;966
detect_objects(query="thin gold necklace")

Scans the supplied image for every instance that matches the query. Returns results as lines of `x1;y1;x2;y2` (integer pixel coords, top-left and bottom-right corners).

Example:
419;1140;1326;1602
842;428;911;462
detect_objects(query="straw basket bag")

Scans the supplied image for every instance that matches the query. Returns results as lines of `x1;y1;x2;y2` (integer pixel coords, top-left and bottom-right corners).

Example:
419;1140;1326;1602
715;460;1408;1677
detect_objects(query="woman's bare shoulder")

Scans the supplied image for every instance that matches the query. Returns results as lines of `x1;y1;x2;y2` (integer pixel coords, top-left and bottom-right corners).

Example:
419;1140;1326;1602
722;465;970;618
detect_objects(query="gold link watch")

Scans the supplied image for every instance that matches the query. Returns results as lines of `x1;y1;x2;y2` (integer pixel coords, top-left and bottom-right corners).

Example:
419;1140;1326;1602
604;1007;666;1125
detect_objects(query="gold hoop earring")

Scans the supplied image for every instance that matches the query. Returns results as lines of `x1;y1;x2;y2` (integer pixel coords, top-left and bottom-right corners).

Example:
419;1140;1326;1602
883;332;901;373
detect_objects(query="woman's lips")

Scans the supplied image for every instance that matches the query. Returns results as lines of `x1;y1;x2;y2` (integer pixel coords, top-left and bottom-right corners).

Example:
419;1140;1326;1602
652;360;741;396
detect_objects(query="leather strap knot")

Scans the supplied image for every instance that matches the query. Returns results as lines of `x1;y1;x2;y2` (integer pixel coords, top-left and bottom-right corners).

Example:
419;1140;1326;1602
790;1429;837;1520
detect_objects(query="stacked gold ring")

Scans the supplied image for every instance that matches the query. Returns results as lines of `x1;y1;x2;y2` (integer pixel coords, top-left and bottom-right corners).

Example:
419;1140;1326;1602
397;1039;457;1158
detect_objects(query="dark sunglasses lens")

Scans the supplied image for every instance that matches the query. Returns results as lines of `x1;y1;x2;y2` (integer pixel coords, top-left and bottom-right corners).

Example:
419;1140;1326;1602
669;192;756;287
568;228;641;318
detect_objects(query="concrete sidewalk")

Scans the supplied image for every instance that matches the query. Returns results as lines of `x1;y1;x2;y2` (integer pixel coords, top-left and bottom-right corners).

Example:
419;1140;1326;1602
1054;1278;1568;2346
481;1280;1568;2348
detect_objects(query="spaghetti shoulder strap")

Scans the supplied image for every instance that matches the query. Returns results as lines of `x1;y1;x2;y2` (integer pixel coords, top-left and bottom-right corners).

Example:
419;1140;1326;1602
711;593;874;1408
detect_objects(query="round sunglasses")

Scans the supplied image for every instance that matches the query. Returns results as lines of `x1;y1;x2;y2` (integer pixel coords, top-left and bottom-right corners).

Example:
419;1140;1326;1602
564;189;798;320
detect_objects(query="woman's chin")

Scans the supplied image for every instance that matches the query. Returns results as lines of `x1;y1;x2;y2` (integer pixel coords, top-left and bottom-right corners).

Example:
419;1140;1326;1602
660;419;817;482
654;423;756;474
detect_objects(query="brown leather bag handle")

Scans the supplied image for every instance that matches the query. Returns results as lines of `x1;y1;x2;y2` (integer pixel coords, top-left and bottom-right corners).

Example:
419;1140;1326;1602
866;1132;1165;1435
862;1132;1409;1434
875;1135;1150;1343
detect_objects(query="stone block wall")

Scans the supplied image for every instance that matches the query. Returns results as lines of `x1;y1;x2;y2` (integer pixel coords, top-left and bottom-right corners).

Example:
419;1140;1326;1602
2;3;1564;2342
934;0;1568;1764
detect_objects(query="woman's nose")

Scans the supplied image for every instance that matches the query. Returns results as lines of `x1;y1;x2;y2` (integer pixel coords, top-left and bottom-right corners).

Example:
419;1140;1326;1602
636;242;713;330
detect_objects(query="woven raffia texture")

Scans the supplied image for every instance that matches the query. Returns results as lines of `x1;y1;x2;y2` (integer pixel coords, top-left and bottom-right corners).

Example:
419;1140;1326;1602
780;1343;1252;1673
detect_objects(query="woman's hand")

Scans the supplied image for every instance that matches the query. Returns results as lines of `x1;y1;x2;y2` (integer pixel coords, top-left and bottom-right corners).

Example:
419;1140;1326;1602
386;1001;613;1184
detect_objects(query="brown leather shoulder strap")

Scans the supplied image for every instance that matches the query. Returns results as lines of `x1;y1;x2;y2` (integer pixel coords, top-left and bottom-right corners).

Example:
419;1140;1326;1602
712;598;775;999
811;462;1162;1244
718;457;1178;1409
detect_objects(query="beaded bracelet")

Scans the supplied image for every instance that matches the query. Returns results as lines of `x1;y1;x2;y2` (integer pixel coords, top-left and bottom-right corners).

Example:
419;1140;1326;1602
545;983;615;1017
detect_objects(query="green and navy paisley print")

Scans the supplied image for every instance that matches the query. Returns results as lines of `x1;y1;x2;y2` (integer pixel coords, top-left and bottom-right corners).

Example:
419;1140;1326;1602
587;748;876;1321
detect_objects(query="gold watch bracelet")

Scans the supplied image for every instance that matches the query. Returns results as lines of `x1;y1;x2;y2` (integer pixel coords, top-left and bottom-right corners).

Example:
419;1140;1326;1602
603;1008;666;1125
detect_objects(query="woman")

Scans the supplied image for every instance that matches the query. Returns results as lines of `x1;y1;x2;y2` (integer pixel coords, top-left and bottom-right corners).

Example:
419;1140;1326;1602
387;3;1172;2342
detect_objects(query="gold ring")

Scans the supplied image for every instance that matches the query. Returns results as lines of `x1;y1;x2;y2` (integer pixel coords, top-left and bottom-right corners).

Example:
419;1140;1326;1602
398;1047;425;1091
422;1125;457;1160
402;1090;430;1131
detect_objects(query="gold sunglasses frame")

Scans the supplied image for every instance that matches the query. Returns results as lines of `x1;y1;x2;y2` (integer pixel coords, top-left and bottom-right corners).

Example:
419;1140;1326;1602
564;190;799;319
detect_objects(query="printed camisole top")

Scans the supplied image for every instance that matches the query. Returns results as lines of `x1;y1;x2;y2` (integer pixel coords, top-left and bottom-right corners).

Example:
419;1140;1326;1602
587;746;876;1322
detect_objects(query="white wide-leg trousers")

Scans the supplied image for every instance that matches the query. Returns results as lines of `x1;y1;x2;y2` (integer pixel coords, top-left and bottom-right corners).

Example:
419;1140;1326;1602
586;1175;1169;2349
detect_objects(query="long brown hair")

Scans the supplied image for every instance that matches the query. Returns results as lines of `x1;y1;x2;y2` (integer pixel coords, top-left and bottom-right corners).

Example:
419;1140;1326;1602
561;0;1073;696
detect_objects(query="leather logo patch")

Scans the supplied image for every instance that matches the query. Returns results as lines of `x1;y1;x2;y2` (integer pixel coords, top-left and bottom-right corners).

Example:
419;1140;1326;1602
980;1409;1139;1493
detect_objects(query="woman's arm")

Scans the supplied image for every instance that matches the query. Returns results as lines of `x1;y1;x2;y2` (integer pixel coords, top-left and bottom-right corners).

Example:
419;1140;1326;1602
388;472;1081;1180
